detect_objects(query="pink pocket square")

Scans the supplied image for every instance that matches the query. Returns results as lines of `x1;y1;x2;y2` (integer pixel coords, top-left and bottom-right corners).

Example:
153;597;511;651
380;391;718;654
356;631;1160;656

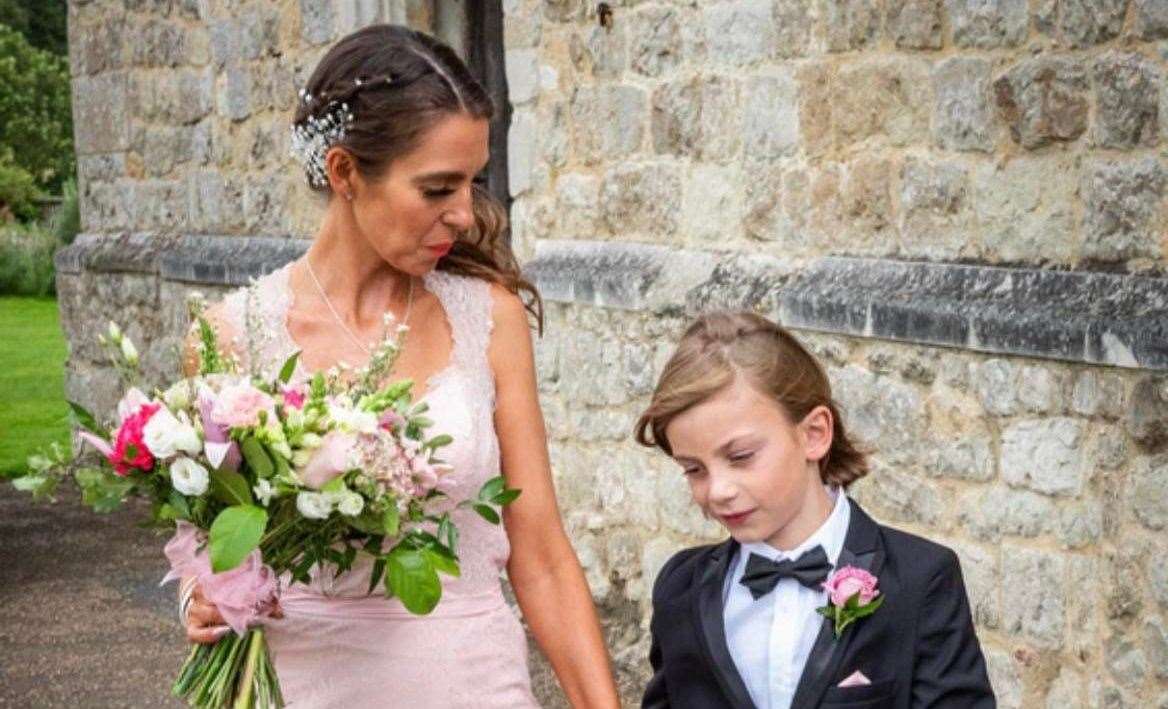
838;670;872;688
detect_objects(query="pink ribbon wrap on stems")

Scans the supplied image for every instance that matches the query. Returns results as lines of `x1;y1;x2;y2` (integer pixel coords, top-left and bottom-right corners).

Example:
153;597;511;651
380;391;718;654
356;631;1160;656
161;521;279;636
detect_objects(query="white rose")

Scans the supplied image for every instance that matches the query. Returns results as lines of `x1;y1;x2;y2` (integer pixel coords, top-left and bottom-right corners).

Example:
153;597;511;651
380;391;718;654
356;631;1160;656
170;457;209;496
336;491;364;517
296;491;332;520
143;406;202;459
253;479;275;507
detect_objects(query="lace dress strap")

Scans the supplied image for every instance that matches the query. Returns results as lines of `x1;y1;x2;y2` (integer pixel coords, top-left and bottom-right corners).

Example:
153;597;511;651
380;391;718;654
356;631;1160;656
422;270;496;408
218;263;297;376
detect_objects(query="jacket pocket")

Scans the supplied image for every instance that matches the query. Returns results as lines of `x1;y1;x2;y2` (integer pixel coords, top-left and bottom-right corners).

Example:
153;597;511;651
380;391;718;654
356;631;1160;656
819;678;895;708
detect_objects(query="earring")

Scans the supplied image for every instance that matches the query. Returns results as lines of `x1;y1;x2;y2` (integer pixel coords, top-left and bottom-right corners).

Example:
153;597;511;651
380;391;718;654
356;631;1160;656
344;192;353;201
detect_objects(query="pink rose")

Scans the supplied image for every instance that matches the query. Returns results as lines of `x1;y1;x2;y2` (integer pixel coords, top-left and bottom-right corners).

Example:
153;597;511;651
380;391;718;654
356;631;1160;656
281;385;306;411
378;409;405;432
823;566;879;608
109;402;161;475
210;383;276;429
299;431;356;489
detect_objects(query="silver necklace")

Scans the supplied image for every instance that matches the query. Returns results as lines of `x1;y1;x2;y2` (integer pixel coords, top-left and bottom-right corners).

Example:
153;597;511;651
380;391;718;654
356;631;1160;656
304;256;415;356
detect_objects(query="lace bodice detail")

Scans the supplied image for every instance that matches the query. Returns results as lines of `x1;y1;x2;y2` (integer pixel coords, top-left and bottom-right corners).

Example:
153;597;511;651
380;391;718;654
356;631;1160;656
219;264;508;595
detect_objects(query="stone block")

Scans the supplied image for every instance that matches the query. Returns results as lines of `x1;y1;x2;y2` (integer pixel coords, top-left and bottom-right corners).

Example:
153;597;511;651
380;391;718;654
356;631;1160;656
797;63;833;156
629;6;681;77
1001;418;1086;497
508;107;536;197
933;57;995;152
682;164;742;244
503;0;543;48
1145;617;1168;681
506;48;540;105
600;162;681;238
1057;500;1102;549
993;58;1089;149
742;72;798;160
1105;635;1147;688
1017;365;1065;414
1001;547;1066;647
579;23;626;79
945;0;1028;48
972;156;1078;264
832;59;930;148
949;540;1000;629
984;648;1022;709
570;85;647;165
958;486;1056;541
651;76;741;162
554;173;600;239
930;437;994;481
838;157;896;254
1134;0;1168;40
1071;370;1126;419
1093;52;1161;150
1131;454;1168;530
973;358;1017;415
900;157;971;259
73;73;131;154
887;0;944;49
218;64;253;122
1081;158;1166;262
300;0;336;45
702;0;775;66
129;18;187;67
773;0;817;57
824;0;881;51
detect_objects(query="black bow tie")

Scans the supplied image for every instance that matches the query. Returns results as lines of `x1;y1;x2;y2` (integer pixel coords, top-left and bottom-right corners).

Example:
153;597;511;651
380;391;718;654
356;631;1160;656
739;546;831;600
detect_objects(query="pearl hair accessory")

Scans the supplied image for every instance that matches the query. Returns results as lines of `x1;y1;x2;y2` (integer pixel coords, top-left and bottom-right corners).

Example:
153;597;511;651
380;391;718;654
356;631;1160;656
289;75;396;188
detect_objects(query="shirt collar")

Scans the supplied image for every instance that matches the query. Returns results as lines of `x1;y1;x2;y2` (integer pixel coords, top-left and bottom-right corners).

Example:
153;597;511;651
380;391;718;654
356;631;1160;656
739;485;851;567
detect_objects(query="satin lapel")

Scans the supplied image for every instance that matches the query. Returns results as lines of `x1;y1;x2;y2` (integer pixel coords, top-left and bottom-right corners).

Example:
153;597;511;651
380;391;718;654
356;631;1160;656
692;539;755;709
790;500;886;709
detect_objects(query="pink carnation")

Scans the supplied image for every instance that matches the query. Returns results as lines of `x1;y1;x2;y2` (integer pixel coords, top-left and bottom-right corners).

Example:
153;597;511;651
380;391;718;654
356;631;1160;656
281;385;307;410
110;402;161;475
211;383;276;429
823;566;879;608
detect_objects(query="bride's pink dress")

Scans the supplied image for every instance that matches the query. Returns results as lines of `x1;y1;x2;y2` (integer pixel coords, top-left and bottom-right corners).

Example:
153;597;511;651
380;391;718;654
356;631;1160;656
220;264;538;708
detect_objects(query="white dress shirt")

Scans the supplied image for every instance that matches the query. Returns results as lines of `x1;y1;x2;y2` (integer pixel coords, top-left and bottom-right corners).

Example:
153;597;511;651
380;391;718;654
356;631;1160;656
722;487;852;709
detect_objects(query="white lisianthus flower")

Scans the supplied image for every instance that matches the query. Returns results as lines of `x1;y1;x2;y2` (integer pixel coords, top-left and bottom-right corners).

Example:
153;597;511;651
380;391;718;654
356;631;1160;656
253;479;275;507
291;450;312;468
143;407;202;458
335;491;364;517
296;491;332;520
329;405;379;435
170;457;210;496
120;337;139;367
271;440;293;460
300;432;323;449
162;380;193;411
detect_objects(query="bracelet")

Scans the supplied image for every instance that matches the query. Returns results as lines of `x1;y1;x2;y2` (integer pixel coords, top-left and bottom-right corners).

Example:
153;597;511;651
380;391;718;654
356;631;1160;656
179;577;197;624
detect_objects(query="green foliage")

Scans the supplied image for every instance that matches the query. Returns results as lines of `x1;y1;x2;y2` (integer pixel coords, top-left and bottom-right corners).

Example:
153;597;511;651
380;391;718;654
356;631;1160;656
49;177;79;245
0;221;57;296
0;23;73;194
0;1;67;56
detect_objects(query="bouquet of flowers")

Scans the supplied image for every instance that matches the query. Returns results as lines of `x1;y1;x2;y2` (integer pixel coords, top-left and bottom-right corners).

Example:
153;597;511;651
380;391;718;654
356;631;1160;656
11;298;519;708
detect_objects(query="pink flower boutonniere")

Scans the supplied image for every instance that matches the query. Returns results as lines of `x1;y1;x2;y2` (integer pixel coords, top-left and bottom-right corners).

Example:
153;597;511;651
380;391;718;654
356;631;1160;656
817;566;884;639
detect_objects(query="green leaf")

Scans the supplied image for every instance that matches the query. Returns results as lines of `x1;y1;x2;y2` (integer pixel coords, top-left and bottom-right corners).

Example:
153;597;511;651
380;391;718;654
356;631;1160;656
209;469;253;506
472;503;500;525
320;476;346;494
240;437;274;479
386;546;441;614
438;517;458;556
68;401;104;438
368;557;387;594
208;505;268;573
167;490;191;520
492;488;522;506
76;467;133;513
12;474;56;499
278;352;300;384
425;434;453;450
478;476;506;502
383;505;400;537
423;546;460;578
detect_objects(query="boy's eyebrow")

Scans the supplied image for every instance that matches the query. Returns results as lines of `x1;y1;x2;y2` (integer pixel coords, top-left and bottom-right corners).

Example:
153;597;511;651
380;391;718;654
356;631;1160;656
673;435;755;463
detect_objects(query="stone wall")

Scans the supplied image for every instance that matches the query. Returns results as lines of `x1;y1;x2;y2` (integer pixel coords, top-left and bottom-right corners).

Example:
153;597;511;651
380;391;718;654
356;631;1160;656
504;2;1168;707
59;1;1168;707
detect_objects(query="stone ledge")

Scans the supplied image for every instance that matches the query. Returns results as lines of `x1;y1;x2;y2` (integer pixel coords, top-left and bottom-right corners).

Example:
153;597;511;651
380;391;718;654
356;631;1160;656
57;233;309;286
525;240;1168;371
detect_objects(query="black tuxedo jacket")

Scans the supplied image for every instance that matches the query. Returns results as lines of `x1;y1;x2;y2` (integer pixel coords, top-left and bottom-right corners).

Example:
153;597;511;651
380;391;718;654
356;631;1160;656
642;500;994;709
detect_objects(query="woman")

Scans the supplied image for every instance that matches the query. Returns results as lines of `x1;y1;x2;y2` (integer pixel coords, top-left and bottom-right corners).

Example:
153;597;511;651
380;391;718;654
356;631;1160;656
181;24;619;708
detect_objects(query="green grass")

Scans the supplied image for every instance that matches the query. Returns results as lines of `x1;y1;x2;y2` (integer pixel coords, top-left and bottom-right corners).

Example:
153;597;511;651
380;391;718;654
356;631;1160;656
0;297;69;477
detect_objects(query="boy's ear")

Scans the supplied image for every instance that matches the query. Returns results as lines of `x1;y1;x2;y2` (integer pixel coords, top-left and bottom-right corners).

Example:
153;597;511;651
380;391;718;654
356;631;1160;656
799;405;834;463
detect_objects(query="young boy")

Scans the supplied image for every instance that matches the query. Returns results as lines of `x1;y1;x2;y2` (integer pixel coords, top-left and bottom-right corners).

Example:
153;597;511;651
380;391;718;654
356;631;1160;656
636;312;994;709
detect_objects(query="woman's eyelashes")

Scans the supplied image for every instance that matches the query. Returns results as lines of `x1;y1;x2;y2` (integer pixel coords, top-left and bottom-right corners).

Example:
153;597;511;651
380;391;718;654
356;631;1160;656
728;450;754;465
422;186;455;199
